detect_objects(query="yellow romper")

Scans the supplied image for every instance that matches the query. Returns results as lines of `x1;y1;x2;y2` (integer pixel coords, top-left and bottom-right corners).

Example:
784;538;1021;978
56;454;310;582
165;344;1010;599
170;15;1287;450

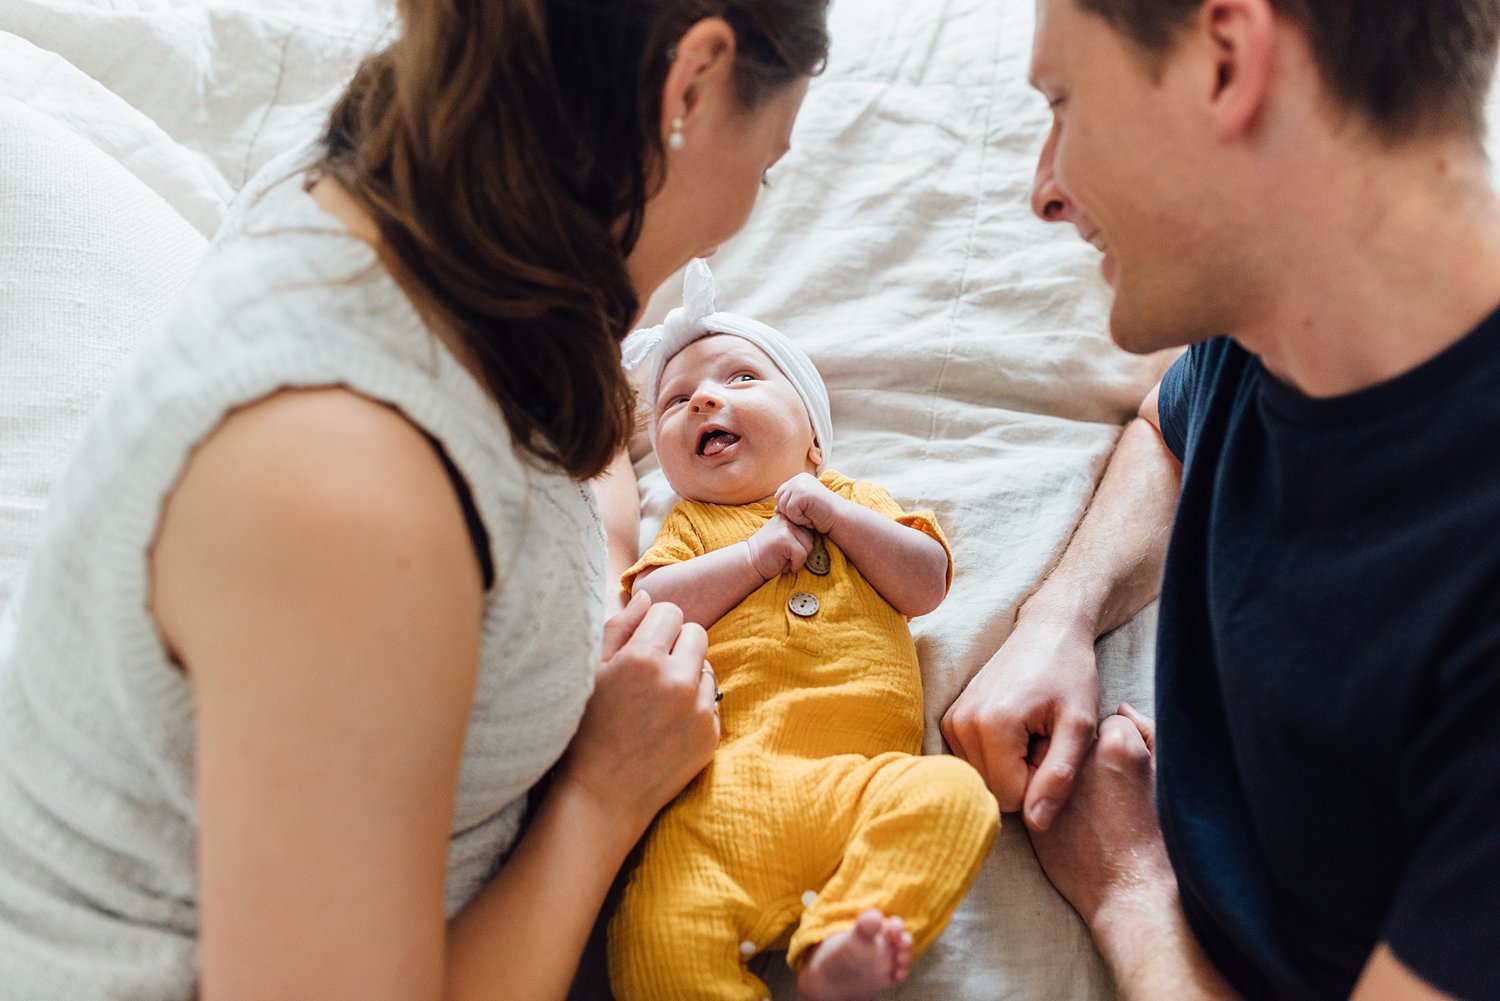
608;471;999;1001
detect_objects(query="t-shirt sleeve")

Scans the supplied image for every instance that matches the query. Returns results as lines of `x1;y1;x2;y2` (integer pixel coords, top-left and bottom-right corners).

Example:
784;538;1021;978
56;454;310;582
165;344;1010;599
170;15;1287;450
1156;347;1199;462
848;479;954;595
620;504;705;593
1383;620;1500;998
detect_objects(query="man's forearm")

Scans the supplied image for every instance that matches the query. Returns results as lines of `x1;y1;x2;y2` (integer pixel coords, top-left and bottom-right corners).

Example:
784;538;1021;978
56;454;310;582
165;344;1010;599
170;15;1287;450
1022;415;1181;638
1088;883;1242;1001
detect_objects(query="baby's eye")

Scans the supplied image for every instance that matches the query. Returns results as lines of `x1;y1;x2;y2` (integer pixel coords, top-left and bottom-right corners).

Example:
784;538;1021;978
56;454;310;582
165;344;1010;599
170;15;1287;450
729;373;756;384
659;395;688;413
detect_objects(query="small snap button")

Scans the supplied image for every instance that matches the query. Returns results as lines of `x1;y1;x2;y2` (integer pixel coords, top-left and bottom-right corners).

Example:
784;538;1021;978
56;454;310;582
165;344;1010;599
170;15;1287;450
801;890;818;907
788;592;820;617
740;940;757;956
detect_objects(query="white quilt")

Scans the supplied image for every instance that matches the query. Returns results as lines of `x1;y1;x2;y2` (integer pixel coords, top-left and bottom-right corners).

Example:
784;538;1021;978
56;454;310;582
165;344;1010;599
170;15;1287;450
0;0;1183;997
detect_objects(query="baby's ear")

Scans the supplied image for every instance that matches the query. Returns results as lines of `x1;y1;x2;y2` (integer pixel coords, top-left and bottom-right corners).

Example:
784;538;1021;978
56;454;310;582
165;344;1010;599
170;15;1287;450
807;441;824;466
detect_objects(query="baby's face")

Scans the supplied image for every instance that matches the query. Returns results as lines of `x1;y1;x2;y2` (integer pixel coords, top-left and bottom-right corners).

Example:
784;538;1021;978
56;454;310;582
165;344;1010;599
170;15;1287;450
654;335;821;505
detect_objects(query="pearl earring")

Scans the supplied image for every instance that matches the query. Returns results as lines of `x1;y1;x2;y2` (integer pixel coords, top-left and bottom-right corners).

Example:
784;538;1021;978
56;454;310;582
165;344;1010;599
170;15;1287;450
668;116;685;151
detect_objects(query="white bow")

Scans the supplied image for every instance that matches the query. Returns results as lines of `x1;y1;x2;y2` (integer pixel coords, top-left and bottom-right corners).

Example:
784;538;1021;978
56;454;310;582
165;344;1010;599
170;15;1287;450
620;258;717;371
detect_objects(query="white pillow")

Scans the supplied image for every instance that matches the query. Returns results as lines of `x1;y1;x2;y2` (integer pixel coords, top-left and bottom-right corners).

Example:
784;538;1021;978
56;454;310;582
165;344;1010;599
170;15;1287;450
0;97;206;611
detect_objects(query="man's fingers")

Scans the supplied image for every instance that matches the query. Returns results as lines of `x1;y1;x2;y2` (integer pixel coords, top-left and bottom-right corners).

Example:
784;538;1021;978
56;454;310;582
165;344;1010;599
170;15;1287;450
939;709;968;762
1097;712;1154;771
1117;702;1157;752
601;589;651;660
946;714;1030;813
1024;714;1096;832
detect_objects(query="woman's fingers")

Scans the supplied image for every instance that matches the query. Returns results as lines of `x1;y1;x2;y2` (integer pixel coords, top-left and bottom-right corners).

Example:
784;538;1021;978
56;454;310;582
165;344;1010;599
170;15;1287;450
616;598;687;663
670;618;708;664
600;589;651;661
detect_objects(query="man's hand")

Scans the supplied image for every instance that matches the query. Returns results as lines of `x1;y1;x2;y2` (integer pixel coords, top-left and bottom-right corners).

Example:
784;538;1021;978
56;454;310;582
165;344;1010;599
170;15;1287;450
745;513;814;579
1029;705;1244;1001
775;472;845;534
941;610;1101;830
1028;704;1172;926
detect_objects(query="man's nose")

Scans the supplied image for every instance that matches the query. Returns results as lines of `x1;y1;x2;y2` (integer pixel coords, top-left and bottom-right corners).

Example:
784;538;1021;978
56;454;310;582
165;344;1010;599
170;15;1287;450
1030;126;1071;224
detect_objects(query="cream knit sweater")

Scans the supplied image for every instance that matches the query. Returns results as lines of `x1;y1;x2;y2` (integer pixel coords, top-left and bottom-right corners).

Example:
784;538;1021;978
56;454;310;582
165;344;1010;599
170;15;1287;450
0;145;604;998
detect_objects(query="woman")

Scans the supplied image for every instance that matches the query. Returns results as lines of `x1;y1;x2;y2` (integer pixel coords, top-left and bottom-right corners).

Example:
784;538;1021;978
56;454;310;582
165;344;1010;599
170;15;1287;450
0;1;829;998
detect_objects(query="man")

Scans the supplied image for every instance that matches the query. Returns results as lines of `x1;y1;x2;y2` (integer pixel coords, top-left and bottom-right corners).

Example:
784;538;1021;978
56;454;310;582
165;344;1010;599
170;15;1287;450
941;0;1500;998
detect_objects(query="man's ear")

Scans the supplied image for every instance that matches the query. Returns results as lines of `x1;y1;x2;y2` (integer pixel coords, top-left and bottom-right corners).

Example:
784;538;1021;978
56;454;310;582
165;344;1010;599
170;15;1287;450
1199;0;1276;142
659;18;738;145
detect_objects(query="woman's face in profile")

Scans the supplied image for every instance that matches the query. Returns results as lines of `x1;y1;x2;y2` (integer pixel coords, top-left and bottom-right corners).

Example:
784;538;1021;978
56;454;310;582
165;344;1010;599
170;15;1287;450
632;74;811;297
688;76;810;259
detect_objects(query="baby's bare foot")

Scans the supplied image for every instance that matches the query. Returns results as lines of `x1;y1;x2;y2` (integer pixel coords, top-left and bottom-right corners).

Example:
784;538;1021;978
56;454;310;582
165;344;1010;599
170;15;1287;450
797;909;914;1001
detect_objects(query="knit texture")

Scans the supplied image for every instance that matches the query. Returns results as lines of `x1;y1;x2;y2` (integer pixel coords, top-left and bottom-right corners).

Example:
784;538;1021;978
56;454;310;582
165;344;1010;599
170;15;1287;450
608;472;998;1001
0;143;604;999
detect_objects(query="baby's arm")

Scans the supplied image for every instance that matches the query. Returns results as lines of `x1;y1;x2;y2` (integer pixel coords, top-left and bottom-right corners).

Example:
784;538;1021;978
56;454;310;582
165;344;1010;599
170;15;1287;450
633;514;814;628
775;474;949;617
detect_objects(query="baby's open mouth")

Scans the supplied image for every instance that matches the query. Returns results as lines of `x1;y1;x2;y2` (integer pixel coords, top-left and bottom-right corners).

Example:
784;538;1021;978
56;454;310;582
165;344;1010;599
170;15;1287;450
697;429;740;456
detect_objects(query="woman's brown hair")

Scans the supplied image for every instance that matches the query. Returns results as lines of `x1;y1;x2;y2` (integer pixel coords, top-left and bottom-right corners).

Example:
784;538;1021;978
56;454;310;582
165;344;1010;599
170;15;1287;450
318;0;831;480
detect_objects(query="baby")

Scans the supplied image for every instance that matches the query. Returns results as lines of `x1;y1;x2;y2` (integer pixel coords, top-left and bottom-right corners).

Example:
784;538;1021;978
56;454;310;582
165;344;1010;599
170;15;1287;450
607;261;999;1001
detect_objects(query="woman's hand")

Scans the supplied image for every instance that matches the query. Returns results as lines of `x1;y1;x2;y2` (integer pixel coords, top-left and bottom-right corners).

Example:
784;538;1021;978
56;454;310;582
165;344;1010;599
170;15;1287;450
557;591;720;836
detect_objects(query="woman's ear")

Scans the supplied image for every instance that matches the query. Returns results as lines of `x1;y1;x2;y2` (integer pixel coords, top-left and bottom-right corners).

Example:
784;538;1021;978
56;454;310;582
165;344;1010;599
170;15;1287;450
660;18;738;147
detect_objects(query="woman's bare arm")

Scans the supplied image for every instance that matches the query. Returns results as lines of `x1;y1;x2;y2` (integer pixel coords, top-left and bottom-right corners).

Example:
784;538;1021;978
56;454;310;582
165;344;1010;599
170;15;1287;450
154;388;716;1001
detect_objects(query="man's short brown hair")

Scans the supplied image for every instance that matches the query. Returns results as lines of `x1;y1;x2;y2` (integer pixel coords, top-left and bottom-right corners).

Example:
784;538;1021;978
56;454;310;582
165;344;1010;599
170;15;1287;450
1077;0;1500;142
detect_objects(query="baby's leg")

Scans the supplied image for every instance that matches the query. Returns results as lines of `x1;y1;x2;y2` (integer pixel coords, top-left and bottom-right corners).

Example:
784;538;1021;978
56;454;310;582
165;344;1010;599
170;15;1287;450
789;753;999;996
608;825;778;1001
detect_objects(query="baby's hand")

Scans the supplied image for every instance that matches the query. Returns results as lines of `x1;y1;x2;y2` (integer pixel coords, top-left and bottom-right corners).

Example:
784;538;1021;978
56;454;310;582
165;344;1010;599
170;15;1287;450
775;473;844;535
746;513;814;579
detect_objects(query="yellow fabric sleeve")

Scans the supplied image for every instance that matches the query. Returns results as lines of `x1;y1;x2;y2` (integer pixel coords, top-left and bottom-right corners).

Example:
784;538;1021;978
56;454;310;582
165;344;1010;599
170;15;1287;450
620;503;705;594
846;478;954;596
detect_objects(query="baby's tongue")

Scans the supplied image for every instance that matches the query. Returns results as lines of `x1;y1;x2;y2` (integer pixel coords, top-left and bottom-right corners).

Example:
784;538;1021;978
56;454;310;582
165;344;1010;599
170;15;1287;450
702;431;740;457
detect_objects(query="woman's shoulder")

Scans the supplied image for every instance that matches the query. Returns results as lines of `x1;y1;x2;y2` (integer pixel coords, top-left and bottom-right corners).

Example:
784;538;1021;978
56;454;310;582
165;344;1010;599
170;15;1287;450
151;386;488;671
158;386;487;590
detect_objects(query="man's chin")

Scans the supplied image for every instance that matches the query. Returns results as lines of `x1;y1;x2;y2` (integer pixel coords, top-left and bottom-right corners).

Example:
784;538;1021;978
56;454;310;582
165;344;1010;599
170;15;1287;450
1108;302;1202;357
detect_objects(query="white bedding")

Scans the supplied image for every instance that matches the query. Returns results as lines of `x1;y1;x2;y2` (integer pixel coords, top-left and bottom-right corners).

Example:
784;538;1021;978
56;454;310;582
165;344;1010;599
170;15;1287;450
1;0;1177;997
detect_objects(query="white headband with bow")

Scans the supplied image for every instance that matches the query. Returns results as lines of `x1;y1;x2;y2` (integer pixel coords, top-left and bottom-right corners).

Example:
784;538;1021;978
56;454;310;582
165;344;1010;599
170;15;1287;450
622;258;832;471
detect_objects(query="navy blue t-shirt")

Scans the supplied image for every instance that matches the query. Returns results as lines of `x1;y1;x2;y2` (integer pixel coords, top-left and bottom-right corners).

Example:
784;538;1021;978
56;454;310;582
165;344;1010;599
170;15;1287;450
1154;316;1500;1001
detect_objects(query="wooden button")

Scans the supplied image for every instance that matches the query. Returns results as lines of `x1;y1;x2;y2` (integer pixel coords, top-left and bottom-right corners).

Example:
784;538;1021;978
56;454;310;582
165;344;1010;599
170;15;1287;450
806;540;830;576
788;592;820;617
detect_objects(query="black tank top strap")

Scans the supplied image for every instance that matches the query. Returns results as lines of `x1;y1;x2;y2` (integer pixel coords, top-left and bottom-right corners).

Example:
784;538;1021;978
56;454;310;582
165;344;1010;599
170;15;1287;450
422;432;496;591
